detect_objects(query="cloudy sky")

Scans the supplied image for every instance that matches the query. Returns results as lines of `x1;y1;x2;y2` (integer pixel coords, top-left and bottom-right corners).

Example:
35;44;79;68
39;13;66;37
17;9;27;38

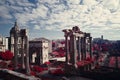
0;0;120;40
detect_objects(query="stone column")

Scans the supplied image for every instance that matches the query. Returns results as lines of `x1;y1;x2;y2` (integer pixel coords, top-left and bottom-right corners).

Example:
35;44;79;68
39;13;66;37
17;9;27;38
65;35;69;64
81;36;86;60
25;36;31;75
63;30;70;64
78;37;81;61
70;34;77;67
21;37;25;69
83;37;86;60
73;35;77;66
69;35;73;64
88;37;92;70
81;37;84;60
14;33;18;70
89;37;92;58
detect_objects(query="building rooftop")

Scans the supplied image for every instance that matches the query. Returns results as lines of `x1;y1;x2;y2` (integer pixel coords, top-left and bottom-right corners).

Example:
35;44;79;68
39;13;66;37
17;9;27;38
31;37;50;42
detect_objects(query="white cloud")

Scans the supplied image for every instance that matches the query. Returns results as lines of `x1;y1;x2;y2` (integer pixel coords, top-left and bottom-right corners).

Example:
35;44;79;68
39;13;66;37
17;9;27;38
82;0;98;6
11;6;23;11
38;0;59;4
32;4;48;18
101;0;120;12
67;0;80;4
14;3;48;26
34;25;40;30
8;0;34;7
0;0;120;40
0;6;12;19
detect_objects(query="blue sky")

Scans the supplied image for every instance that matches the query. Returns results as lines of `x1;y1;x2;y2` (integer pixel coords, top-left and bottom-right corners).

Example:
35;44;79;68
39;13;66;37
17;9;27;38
0;0;120;40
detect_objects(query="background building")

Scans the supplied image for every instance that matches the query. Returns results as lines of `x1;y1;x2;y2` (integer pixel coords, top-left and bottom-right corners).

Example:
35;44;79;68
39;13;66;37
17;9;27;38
29;38;50;65
32;37;52;53
9;22;28;56
0;36;8;52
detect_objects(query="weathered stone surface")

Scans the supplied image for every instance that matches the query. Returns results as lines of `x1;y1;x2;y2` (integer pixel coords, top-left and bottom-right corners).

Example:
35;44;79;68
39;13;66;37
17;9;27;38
0;69;41;80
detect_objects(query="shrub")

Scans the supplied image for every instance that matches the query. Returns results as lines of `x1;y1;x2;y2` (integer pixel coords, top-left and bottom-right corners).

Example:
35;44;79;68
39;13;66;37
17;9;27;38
50;68;64;75
0;51;13;60
32;66;44;73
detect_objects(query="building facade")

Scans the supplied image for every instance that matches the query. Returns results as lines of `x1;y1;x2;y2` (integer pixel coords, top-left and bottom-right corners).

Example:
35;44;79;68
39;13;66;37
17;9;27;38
9;22;28;56
10;21;21;54
0;36;8;52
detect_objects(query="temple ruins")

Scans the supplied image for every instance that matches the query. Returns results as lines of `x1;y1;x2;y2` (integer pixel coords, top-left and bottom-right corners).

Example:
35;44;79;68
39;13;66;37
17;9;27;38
63;26;93;74
9;21;30;74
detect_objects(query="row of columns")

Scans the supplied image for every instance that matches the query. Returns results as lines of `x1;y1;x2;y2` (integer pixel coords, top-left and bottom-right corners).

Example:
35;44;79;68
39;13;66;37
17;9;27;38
63;26;92;68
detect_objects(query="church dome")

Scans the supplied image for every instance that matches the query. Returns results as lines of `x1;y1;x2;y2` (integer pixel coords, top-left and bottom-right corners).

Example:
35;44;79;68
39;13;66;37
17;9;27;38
10;21;19;34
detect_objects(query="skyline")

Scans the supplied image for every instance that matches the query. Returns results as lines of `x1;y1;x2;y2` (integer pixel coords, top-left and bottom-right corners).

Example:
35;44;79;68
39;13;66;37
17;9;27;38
0;0;120;40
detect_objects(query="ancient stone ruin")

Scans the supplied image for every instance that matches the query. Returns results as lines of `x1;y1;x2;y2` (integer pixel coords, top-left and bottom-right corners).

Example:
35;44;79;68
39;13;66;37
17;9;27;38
63;26;93;74
10;21;30;74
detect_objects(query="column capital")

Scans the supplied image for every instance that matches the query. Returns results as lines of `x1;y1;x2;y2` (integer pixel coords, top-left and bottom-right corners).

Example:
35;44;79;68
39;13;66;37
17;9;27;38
62;29;70;33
